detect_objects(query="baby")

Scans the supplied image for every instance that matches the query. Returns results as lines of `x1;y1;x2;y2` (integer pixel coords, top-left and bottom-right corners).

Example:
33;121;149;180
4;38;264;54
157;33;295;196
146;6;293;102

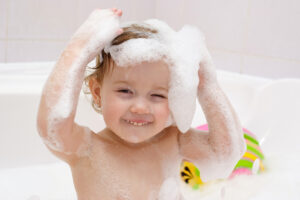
37;8;246;200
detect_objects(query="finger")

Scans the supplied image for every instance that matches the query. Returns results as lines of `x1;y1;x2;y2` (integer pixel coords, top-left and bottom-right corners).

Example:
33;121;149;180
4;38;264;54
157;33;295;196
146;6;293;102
116;9;122;16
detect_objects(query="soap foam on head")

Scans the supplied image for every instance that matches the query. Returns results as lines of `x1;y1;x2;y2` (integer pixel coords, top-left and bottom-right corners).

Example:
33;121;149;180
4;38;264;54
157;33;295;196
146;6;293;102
105;19;207;133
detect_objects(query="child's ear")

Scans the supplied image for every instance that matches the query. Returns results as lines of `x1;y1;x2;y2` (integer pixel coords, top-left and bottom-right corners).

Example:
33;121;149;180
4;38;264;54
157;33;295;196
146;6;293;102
89;76;102;106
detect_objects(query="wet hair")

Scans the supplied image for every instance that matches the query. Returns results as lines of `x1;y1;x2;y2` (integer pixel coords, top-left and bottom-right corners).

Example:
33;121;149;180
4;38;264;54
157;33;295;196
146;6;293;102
83;24;158;112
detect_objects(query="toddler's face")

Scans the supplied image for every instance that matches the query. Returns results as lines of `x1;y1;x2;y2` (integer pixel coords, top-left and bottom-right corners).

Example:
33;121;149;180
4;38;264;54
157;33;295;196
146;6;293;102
97;60;171;144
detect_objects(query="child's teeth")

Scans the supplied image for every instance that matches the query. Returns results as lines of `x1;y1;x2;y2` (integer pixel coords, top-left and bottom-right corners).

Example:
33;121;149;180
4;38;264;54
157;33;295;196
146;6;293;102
125;120;148;126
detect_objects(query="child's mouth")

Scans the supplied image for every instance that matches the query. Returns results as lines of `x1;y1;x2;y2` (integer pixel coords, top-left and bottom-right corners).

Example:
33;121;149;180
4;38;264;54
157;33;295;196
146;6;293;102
123;119;151;126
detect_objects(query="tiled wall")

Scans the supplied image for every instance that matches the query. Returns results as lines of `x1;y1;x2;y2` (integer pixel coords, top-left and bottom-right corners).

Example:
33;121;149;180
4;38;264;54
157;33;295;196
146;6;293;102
1;0;300;79
0;0;155;63
156;0;300;79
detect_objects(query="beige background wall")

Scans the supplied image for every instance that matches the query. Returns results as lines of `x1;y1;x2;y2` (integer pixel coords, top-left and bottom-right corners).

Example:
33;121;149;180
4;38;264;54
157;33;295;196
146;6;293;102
1;0;299;79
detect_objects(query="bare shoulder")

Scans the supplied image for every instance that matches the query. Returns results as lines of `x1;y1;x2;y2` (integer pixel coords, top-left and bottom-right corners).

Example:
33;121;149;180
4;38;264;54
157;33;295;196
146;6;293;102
178;127;210;147
152;126;181;150
177;127;212;161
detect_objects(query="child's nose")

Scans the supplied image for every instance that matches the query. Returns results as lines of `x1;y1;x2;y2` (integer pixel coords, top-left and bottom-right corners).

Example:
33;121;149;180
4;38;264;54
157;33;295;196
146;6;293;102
130;98;151;114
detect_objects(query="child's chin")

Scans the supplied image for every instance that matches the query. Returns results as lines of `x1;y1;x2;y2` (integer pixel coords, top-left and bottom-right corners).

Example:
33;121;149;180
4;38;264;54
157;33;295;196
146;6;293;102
123;135;148;144
120;133;154;144
127;138;143;144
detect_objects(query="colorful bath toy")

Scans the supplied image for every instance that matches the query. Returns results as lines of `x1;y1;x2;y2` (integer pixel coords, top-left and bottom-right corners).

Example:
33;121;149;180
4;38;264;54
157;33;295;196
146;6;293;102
180;124;265;190
181;161;204;190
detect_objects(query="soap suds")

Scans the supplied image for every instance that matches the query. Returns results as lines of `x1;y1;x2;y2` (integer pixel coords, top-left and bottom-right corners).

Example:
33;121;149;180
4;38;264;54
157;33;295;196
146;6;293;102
43;9;121;154
195;86;246;182
180;153;300;200
159;177;183;200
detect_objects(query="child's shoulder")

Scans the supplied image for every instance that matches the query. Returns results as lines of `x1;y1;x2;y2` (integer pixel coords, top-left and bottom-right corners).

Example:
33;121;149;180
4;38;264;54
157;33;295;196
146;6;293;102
177;126;209;143
177;126;211;160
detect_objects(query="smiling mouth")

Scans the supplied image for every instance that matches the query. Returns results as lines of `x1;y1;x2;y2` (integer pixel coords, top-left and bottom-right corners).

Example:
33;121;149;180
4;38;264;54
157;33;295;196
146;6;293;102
123;119;152;126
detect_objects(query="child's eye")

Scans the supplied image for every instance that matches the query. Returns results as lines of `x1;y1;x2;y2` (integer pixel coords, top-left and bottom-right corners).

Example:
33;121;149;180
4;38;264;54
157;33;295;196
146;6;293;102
118;89;132;94
152;94;166;99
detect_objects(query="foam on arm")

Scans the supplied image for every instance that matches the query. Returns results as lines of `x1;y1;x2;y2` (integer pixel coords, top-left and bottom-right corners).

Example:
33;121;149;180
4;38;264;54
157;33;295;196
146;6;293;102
178;50;246;182
37;44;89;154
198;84;246;180
195;55;246;181
36;9;121;156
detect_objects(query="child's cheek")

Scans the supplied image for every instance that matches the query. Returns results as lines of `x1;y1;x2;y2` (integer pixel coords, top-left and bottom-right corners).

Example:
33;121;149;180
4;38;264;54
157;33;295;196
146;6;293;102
154;102;170;124
103;95;125;119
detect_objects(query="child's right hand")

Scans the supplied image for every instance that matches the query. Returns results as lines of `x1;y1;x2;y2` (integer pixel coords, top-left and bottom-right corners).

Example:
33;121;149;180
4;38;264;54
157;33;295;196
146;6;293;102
69;8;123;63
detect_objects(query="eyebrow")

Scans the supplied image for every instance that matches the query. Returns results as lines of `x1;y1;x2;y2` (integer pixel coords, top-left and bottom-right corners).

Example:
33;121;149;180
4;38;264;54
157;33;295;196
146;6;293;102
113;80;168;91
113;80;130;85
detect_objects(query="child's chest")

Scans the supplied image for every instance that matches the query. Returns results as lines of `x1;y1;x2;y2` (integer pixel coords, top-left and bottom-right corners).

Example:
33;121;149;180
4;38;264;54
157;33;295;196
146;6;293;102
95;134;181;182
72;131;183;199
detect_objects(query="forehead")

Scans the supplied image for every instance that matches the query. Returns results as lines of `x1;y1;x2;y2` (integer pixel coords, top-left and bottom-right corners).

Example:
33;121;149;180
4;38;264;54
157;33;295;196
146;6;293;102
108;60;170;87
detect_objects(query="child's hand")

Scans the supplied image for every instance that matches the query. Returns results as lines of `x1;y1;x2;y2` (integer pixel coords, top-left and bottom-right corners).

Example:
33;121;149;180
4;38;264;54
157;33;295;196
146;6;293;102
69;8;123;63
197;48;218;91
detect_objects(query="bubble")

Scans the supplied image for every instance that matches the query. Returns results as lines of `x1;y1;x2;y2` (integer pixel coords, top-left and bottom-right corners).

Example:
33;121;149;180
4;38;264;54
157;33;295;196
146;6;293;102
159;177;183;200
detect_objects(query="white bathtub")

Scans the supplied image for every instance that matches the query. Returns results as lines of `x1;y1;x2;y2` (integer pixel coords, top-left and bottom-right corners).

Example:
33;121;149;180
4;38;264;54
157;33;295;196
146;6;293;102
0;62;299;199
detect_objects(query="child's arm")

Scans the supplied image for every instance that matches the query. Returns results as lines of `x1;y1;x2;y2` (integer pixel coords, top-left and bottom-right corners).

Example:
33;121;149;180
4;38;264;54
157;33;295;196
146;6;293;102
178;50;246;182
36;8;122;164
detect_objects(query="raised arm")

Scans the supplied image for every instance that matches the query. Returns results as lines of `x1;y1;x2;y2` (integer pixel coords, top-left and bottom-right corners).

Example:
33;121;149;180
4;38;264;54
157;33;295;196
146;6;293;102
36;8;122;163
178;49;246;182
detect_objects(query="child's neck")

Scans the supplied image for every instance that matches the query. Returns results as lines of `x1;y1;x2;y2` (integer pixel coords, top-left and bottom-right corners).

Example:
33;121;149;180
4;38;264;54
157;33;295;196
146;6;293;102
100;127;173;148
